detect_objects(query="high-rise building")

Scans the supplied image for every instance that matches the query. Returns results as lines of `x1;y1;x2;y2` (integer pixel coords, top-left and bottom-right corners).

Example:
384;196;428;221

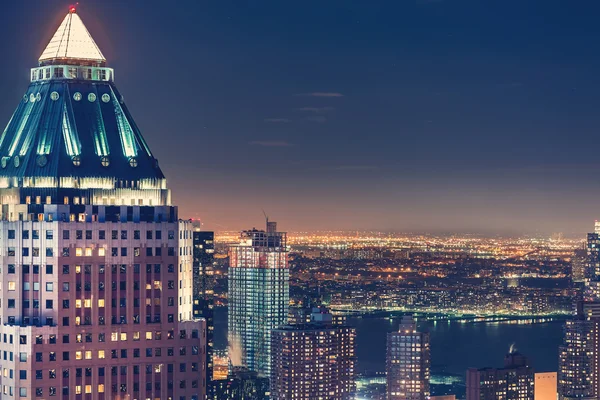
386;315;430;400
558;301;600;400
193;226;215;389
228;220;289;376
0;7;206;399
572;247;588;283
270;308;356;399
534;372;557;400
466;350;534;400
586;232;600;299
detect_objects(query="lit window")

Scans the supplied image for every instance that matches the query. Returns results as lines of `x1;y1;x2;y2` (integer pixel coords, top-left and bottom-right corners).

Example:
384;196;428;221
8;282;16;291
75;385;82;395
75;300;82;308
98;299;105;307
85;385;92;394
98;384;104;393
85;351;92;360
63;196;69;205
98;350;105;359
111;333;118;342
98;248;105;256
146;332;152;340
75;351;82;360
84;299;91;308
75;248;83;257
121;333;127;341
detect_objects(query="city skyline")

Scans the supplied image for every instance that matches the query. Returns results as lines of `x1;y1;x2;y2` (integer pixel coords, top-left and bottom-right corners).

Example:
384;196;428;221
1;3;596;400
1;1;600;234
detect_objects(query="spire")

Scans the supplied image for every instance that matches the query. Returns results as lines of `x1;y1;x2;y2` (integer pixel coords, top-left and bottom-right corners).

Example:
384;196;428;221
39;7;106;66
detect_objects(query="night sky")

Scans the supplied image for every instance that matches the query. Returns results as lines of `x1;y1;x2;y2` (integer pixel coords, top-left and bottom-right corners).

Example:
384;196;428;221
1;0;600;234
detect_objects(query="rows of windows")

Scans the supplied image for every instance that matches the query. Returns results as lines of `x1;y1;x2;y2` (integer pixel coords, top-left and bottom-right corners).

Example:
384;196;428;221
32;345;200;362
7;230;53;240
6;229;177;242
60;246;176;257
63;229;175;240
31;329;199;345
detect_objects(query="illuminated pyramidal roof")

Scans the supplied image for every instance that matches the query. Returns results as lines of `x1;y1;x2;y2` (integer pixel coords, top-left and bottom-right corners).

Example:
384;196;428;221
0;6;165;188
39;7;106;65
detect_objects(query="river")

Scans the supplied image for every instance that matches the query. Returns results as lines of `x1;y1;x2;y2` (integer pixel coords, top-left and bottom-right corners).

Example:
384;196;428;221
213;307;565;397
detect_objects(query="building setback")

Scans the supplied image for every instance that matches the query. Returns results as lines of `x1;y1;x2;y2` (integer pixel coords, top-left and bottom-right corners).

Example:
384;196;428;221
0;7;205;399
386;315;430;400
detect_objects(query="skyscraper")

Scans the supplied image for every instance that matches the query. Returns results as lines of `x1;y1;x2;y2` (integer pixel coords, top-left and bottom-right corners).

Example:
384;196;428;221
270;307;356;399
0;7;205;399
228;220;289;377
586;232;600;299
466;349;534;400
572;247;588;284
386;315;430;400
192;227;215;392
558;301;600;400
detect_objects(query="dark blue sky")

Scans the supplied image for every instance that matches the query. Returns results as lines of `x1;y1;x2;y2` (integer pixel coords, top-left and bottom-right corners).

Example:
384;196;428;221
1;0;600;234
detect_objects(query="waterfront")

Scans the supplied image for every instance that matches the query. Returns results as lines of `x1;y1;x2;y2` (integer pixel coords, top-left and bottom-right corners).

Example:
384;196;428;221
214;307;565;397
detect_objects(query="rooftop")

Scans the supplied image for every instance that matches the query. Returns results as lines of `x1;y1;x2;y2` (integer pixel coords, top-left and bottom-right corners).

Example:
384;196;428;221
39;7;106;66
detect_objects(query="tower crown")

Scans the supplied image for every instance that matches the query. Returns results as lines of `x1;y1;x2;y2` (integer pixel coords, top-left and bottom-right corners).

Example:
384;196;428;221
0;7;168;208
39;7;106;67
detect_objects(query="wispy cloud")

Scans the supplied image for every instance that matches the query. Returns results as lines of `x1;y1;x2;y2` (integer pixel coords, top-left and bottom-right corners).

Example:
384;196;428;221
305;116;327;123
296;92;344;98
333;165;379;171
249;140;294;147
264;118;291;123
295;107;335;113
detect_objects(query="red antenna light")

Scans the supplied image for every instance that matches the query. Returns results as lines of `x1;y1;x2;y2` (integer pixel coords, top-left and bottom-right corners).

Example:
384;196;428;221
69;4;77;13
